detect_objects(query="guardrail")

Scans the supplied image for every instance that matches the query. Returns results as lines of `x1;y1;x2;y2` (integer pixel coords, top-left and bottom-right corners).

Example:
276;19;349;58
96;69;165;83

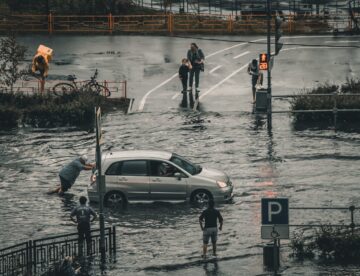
0;226;116;276
289;206;358;232
271;93;360;130
0;13;354;34
2;80;127;99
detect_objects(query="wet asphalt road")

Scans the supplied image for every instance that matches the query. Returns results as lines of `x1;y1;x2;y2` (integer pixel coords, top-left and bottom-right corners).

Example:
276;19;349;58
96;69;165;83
1;35;360;275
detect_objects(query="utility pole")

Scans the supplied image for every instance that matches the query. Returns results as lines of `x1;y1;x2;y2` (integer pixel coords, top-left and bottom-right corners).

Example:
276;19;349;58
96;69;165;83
95;107;106;262
267;0;272;130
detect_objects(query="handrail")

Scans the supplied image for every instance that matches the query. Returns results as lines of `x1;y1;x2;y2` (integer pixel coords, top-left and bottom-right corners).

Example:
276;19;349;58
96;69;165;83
0;13;354;34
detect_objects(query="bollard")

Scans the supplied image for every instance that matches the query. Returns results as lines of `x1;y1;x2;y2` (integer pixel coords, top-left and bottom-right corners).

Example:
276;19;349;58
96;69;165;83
263;242;279;269
256;89;268;112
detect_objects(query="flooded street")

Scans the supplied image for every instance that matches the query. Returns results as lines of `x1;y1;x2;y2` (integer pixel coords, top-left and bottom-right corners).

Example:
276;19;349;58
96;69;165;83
1;35;360;275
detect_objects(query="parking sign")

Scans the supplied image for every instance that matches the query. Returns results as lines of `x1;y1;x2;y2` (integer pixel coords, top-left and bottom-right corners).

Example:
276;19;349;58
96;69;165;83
261;198;289;225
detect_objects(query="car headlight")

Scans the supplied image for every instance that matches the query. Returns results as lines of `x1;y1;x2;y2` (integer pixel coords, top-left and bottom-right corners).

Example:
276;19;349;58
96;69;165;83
217;181;227;188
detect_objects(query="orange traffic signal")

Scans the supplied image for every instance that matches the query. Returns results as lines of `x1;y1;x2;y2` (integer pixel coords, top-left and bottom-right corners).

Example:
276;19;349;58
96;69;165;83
259;53;268;70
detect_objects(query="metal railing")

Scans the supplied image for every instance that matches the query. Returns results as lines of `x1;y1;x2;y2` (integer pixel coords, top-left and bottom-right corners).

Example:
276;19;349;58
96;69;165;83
289;206;358;231
3;80;128;99
271;93;360;129
0;226;116;276
0;13;355;34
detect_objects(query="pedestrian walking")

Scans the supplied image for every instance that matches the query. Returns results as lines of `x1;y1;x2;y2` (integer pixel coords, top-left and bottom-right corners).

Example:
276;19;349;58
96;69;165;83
48;155;95;196
247;59;263;103
187;43;205;97
179;58;192;107
199;199;223;258
70;196;97;256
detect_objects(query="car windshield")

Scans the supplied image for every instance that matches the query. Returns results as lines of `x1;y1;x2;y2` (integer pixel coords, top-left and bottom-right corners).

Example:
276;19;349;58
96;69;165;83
170;154;201;175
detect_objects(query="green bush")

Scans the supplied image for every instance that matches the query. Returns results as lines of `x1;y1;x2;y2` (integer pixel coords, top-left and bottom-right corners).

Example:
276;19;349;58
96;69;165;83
0;106;21;128
290;226;360;263
290;79;360;125
0;90;110;128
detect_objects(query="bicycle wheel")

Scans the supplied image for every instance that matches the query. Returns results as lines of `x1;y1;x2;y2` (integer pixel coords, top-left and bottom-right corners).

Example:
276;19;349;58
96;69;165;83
52;83;75;96
85;83;111;97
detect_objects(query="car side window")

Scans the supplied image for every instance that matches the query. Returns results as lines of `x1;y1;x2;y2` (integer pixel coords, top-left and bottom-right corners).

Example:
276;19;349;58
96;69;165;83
150;161;179;177
105;161;123;175
121;160;148;176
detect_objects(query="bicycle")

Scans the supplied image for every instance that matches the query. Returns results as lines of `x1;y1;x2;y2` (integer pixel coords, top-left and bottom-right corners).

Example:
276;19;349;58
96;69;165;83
52;69;111;97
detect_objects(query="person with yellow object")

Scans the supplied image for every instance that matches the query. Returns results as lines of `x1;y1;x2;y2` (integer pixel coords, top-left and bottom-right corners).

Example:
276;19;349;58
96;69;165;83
31;45;53;92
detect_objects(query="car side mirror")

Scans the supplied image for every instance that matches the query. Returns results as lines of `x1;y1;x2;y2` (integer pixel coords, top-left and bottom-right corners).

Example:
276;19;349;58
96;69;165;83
174;172;182;180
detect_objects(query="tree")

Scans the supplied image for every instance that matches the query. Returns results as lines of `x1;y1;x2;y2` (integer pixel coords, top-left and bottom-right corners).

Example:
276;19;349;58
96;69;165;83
0;35;28;93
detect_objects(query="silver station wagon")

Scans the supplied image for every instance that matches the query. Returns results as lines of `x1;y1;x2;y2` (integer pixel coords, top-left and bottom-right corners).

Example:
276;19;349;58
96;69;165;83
88;150;233;207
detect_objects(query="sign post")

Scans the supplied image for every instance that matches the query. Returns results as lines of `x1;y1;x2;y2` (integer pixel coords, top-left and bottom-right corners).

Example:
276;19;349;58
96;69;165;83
95;106;106;262
261;198;289;273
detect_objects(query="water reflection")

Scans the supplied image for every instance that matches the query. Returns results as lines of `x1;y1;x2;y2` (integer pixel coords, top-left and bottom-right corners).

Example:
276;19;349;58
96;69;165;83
203;260;219;276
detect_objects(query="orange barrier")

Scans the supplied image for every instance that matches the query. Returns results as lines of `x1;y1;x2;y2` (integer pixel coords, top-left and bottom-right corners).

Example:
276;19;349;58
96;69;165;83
0;13;353;34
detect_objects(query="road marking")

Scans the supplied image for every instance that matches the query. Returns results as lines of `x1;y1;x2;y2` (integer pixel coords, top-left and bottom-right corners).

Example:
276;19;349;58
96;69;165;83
281;46;353;52
325;40;360;43
137;42;250;111
138;73;178;112
209;65;223;74
138;36;353;112
199;64;249;100
233;51;250;59
172;92;180;100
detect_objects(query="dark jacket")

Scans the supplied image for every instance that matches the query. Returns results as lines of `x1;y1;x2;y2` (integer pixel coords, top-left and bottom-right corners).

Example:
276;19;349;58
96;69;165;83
179;64;190;78
187;49;205;68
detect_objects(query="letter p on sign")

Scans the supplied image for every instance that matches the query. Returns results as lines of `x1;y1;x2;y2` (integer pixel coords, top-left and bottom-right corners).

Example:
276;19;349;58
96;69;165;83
261;198;289;225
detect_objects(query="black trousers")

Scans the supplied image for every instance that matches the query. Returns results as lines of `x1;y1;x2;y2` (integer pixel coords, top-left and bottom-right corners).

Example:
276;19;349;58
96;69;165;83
181;77;188;91
189;68;200;89
78;222;92;255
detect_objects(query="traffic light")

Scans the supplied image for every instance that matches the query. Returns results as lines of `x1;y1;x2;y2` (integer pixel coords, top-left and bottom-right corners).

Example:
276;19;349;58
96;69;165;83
259;53;269;70
274;16;283;55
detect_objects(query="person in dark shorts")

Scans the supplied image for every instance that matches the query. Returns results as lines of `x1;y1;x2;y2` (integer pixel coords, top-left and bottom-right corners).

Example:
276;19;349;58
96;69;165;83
49;155;95;196
70;196;97;256
247;59;262;103
199;199;223;258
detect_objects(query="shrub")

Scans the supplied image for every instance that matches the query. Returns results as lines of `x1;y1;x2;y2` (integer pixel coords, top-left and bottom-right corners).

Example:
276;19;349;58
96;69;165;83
290;79;360;125
290;226;360;263
0;90;110;128
0;105;21;128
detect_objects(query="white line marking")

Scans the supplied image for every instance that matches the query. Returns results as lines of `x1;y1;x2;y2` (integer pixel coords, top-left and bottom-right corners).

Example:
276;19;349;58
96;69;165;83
199;64;249;100
172;92;180;100
138;35;351;112
137;42;251;111
325;40;360;43
281;46;354;52
138;73;178;111
206;42;248;58
233;51;250;59
209;65;222;74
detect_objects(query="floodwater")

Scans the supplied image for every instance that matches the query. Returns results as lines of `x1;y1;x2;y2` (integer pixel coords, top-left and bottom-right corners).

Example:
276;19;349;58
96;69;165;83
1;35;360;275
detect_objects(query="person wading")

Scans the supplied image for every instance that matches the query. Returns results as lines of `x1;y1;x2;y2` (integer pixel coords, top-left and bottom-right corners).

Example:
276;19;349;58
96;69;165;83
70;196;97;256
187;42;205;98
199;199;223;258
178;58;192;107
247;59;262;103
48;155;95;196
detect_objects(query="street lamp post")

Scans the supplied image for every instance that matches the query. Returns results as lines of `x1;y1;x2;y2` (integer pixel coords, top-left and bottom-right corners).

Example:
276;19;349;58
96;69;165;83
95;107;106;262
267;0;272;130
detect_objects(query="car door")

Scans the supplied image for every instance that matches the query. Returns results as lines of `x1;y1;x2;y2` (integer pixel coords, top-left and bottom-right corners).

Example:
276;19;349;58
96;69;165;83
149;160;188;200
105;160;150;201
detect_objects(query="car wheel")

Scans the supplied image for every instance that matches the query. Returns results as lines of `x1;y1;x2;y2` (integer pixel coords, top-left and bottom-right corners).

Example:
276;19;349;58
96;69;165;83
191;190;212;205
104;191;126;209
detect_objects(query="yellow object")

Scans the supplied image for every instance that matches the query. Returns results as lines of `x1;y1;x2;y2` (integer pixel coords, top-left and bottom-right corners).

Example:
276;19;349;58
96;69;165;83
37;44;53;62
31;44;53;78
